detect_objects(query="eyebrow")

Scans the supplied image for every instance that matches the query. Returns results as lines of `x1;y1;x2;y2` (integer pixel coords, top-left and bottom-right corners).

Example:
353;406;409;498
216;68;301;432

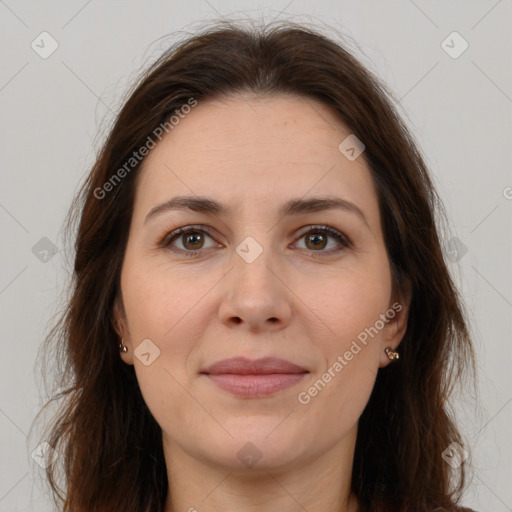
144;195;370;230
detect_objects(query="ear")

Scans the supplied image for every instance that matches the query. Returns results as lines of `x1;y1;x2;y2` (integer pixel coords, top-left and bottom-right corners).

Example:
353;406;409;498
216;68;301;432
379;276;412;368
112;295;134;365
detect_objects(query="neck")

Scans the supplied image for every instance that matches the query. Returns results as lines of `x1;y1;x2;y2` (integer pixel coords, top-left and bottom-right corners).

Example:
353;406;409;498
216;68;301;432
163;425;360;512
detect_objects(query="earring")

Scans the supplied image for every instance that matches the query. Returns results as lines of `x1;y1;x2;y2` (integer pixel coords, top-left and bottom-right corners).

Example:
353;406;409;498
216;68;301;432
119;338;128;353
385;346;399;360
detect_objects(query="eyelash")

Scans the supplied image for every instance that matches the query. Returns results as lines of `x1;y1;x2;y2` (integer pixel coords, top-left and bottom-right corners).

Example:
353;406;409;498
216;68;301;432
160;224;351;258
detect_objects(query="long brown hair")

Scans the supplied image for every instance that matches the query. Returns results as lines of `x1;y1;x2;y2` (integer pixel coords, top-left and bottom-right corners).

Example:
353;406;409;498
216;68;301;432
34;20;477;512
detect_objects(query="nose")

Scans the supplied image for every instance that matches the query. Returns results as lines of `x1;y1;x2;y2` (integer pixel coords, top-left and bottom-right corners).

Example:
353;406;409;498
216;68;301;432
218;241;293;333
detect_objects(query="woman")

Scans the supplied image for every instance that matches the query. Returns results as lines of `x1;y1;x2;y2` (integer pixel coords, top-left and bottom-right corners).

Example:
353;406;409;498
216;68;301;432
36;20;478;512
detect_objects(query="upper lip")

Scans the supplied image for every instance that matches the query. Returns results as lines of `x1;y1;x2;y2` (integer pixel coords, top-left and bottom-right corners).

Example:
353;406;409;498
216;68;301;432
201;357;308;375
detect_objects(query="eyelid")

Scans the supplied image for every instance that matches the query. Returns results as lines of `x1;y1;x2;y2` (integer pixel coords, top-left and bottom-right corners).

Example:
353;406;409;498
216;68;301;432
160;224;219;249
291;225;351;255
161;224;351;256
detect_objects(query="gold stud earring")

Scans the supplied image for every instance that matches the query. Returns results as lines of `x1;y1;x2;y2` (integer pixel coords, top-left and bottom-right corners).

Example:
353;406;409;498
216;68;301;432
385;346;399;360
119;338;128;353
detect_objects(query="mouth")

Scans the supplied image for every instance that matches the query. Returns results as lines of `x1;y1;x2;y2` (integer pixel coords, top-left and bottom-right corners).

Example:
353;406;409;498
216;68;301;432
200;357;309;398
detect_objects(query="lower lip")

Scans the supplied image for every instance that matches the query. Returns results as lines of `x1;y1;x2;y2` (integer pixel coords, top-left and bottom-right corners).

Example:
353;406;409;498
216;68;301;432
205;373;308;397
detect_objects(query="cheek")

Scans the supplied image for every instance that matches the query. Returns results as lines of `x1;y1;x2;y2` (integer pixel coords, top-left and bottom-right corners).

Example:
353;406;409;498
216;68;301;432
121;265;216;421
122;261;216;342
298;263;392;350
299;263;391;417
294;277;387;432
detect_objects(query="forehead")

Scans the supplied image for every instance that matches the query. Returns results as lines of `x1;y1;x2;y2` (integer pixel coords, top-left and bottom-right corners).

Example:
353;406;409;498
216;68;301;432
142;93;357;169
133;93;380;229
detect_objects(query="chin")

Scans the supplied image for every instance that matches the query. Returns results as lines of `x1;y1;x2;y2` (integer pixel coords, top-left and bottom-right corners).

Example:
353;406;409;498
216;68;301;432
202;419;309;471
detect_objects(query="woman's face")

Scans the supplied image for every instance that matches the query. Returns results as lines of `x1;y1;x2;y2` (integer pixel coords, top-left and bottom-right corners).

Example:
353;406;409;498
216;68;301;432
114;93;409;472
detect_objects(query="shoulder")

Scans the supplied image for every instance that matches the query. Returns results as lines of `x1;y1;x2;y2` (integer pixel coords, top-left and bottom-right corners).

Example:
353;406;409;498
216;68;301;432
373;506;479;512
444;508;479;512
441;505;479;512
371;504;479;512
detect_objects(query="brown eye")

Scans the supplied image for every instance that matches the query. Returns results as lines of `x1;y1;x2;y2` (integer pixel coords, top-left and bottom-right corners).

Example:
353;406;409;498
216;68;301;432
181;231;205;250
163;226;218;256
294;226;350;254
304;232;328;250
162;224;349;258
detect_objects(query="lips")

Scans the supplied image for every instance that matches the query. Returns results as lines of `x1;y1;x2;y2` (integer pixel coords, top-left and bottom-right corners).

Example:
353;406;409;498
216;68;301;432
200;357;309;398
201;357;308;375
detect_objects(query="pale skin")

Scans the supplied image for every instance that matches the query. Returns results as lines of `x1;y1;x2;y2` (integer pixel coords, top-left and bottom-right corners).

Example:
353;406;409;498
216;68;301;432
113;93;411;512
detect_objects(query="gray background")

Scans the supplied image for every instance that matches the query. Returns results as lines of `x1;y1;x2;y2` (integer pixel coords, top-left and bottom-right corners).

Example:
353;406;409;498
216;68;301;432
1;1;511;510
